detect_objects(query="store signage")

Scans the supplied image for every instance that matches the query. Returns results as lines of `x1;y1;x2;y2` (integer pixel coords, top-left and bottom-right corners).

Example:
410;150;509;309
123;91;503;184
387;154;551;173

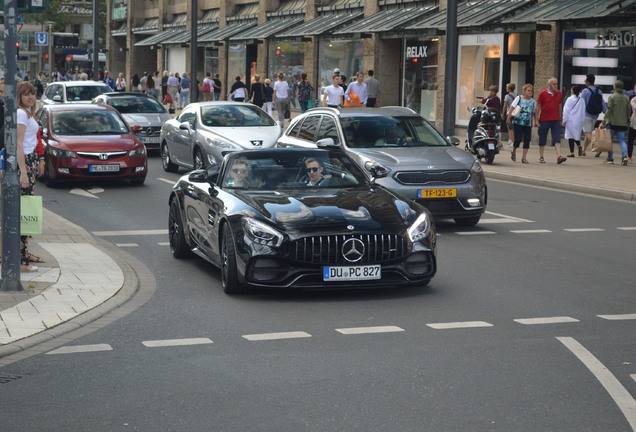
112;0;127;21
596;29;636;47
406;45;428;59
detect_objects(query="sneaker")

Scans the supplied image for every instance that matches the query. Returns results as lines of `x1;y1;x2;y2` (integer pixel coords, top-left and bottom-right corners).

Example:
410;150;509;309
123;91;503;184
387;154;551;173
507;140;513;147
621;157;628;166
595;152;601;158
604;159;614;164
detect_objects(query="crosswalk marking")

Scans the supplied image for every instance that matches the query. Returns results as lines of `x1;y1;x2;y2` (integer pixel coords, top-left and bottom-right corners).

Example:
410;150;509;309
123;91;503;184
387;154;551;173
514;316;579;325
142;338;213;347
47;344;113;354
426;321;493;329
335;326;404;335
242;331;311;341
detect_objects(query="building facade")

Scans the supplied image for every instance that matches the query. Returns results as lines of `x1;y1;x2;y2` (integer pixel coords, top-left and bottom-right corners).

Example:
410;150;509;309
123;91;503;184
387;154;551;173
101;0;635;129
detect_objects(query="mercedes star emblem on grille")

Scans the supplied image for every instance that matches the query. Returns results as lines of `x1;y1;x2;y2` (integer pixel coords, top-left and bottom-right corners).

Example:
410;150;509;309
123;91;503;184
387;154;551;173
347;225;354;230
342;238;365;263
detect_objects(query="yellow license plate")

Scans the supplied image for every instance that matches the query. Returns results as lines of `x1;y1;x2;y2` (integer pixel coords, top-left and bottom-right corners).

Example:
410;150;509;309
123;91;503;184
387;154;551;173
418;188;457;198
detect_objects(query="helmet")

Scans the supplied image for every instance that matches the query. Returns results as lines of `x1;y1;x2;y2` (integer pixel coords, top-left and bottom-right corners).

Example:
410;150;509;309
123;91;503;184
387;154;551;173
480;109;498;124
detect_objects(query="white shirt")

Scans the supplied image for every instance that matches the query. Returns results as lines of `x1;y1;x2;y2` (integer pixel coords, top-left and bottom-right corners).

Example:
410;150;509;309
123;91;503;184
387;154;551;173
324;85;344;106
273;80;289;99
345;81;368;105
17;108;39;154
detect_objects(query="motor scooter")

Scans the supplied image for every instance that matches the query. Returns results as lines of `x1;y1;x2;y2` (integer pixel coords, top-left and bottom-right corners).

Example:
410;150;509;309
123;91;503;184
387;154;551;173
465;105;500;164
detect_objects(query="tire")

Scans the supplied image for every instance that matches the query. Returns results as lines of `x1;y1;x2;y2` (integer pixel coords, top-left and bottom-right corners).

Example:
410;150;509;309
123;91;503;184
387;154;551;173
168;198;192;258
454;215;481;227
161;142;178;172
193;147;205;170
485;150;495;165
42;162;57;187
221;224;247;294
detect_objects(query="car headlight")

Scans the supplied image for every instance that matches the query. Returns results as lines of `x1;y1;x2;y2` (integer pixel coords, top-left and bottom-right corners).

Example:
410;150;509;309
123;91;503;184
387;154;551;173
407;213;430;242
49;147;76;158
128;146;146;157
208;137;238;149
242;218;284;247
470;159;483;173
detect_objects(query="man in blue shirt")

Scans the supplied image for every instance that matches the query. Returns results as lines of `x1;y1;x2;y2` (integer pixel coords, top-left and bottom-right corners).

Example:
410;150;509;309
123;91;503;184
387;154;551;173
581;74;607;156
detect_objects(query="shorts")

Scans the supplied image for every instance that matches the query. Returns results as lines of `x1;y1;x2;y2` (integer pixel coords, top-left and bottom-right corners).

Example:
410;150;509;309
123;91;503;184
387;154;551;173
583;117;597;133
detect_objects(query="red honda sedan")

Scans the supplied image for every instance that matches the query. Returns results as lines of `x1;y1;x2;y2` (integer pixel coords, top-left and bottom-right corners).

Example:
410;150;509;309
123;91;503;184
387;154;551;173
36;104;148;186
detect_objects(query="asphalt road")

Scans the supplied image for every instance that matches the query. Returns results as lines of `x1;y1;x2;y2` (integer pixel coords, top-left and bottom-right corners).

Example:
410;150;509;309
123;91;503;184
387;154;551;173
2;155;635;431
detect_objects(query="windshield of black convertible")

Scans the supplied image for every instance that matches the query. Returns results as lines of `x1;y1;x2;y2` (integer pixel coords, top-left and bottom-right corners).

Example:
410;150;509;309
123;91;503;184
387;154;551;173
222;151;368;189
200;105;276;127
341;115;448;148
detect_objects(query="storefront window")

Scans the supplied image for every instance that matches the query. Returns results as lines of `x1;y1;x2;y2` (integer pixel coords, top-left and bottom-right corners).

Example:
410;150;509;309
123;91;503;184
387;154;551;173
268;41;305;81
205;46;219;77
228;44;246;81
457;34;503;126
403;39;438;122
317;40;363;94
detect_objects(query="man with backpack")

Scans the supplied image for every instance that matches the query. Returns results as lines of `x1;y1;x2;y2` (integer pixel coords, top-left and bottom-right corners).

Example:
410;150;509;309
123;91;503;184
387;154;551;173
581;74;607;156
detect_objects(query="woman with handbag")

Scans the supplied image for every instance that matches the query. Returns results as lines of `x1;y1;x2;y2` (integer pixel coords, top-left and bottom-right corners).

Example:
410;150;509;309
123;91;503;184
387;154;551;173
507;84;536;164
297;72;314;113
601;80;632;165
16;82;44;272
249;75;265;108
562;85;586;157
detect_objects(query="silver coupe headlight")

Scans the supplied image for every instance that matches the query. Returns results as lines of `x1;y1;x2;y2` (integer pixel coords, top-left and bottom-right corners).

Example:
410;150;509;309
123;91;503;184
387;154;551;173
242;218;284;247
407;213;430;242
208;137;238;149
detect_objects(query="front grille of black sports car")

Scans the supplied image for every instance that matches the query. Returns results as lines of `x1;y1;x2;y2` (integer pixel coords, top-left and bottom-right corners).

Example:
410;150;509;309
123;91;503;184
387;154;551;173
290;234;407;265
394;170;470;185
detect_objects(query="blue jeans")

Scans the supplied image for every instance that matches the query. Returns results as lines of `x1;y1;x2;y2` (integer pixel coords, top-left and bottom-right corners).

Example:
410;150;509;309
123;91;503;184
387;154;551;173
607;128;627;160
299;100;309;113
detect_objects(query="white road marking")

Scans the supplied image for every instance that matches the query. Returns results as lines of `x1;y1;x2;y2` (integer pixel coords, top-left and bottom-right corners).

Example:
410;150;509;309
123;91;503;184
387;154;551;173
242;331;311;341
142;338;213;348
116;243;139;247
557;337;636;431
70;188;99;199
47;344;113;354
92;229;168;236
510;229;552;234
480;218;529;224
426;321;493;329
514;316;579;325
456;231;497;235
158;177;176;185
483;211;534;223
335;326;404;335
632;374;636;384
618;227;636;231
157;242;170;246
87;187;104;194
564;228;605;232
598;314;636;320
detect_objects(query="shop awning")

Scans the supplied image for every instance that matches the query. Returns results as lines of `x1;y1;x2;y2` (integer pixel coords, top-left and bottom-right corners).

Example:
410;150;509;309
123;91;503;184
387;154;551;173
134;30;183;47
229;18;304;40
111;22;127;37
406;0;533;30
159;27;219;45
131;18;159;34
334;7;436;34
276;13;364;37
198;23;257;43
501;0;636;22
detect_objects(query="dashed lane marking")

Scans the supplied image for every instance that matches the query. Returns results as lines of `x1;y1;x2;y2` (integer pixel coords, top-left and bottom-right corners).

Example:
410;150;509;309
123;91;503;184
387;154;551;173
618;227;636;231
510;229;552;234
482;211;534;223
142;338;213;348
455;231;497;236
514;316;579;325
598;314;636;320
564;228;605;232
242;331;311;341
335;326;404;335
426;321;493;329
158;177;176;185
158;242;170;246
558;337;636;431
116;243;139;247
93;229;168;236
47;344;113;355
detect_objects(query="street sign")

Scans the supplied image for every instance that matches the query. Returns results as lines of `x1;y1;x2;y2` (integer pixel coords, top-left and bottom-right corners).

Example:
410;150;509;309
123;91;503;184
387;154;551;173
35;31;48;46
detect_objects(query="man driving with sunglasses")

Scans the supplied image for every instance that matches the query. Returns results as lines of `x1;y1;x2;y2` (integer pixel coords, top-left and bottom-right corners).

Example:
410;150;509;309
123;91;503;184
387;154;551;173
305;157;327;186
225;158;251;187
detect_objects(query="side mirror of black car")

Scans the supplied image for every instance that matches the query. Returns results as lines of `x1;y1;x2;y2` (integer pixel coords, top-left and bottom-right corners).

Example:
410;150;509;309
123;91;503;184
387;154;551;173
447;136;461;146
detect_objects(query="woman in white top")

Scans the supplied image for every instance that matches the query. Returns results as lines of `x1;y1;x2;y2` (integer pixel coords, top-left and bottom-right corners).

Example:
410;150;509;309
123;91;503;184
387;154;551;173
562;84;586;157
17;81;43;271
273;72;289;126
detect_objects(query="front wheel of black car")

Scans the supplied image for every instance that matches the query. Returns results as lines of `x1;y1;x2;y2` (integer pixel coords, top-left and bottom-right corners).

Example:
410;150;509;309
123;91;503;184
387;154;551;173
169;199;192;258
221;224;246;294
454;215;481;227
162;142;178;172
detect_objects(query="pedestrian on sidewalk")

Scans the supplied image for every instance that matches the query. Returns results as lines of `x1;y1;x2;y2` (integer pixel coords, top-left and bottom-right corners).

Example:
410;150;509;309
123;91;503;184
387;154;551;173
201;73;213;101
581;74;607;156
365;70;380;107
600;80;631;165
562;85;586;158
249;74;265;108
166;73;179;113
229;76;247;102
263;79;274;117
507;83;536;164
179;73;191;108
628;85;636;164
273;72;289;127
297;72;314;113
501;83;517;146
536;77;566;164
322;74;344;108
344;72;368;107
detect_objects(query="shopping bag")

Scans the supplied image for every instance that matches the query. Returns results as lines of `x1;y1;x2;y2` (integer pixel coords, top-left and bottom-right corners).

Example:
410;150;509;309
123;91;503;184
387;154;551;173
163;93;172;104
20;195;43;236
591;127;612;153
284;103;291;119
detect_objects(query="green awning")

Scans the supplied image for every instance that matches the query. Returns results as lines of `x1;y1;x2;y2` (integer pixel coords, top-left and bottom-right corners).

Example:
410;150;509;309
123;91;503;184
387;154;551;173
501;0;636;22
135;30;183;47
199;23;257;42
229;18;304;40
276;13;363;37
334;7;436;34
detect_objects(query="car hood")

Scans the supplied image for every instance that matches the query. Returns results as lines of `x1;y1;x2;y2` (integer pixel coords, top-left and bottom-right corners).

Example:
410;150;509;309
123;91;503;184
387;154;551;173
235;187;418;234
350;145;475;169
52;135;137;151
202;126;281;149
123;113;172;127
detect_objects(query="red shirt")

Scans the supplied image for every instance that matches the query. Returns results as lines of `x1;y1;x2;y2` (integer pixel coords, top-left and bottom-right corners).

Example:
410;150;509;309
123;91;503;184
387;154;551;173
537;88;562;121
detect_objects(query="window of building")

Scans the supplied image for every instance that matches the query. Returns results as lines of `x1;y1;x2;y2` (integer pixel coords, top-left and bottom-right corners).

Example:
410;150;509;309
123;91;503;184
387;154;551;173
318;40;363;94
268;42;305;80
403;39;439;122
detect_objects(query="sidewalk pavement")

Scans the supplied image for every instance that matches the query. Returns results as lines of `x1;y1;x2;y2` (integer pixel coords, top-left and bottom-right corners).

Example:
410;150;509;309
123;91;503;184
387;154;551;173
0;138;634;360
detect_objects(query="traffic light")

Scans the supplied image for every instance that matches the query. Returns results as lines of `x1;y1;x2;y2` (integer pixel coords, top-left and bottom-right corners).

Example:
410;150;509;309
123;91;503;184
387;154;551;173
16;41;20;56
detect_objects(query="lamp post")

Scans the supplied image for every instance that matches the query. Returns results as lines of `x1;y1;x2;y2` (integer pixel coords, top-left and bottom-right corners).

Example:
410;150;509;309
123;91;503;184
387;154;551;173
45;21;55;78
